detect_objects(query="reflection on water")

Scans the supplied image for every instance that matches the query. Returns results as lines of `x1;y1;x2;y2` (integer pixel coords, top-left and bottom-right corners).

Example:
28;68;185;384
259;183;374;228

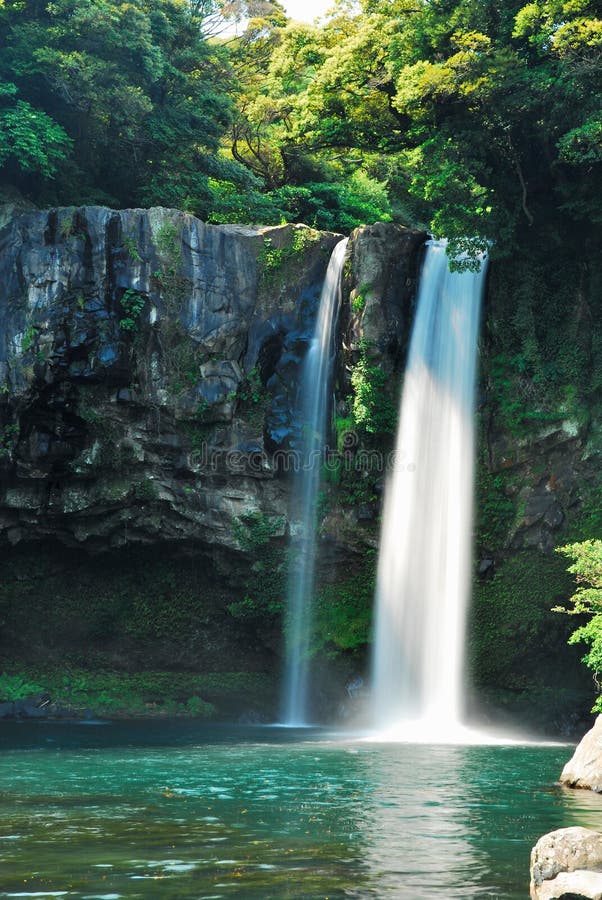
0;723;600;899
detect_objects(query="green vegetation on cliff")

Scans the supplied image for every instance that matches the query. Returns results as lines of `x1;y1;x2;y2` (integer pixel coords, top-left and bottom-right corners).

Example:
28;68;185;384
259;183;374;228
556;540;602;712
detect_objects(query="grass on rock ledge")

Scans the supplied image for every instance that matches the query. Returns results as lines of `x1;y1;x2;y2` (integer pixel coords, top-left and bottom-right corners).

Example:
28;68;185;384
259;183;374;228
0;668;275;720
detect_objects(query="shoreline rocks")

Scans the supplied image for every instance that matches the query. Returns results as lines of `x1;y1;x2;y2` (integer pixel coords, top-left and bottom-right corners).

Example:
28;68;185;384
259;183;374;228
0;693;81;720
530;720;602;898
560;715;602;792
530;827;602;899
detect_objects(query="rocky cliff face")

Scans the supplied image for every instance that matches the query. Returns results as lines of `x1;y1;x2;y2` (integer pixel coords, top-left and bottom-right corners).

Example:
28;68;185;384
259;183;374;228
469;255;602;732
0;205;598;728
0;207;424;700
0;206;345;552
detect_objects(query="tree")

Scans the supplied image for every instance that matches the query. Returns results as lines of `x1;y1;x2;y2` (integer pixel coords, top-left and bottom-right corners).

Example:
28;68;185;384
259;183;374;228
0;81;72;179
556;541;602;710
0;0;245;212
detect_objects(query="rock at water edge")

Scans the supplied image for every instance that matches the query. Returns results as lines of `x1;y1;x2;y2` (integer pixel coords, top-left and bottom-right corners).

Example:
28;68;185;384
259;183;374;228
561;716;602;793
530;827;602;899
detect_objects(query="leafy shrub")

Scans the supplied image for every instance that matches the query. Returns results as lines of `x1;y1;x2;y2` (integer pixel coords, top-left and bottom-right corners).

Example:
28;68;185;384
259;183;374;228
350;343;397;434
555;540;602;711
119;288;146;331
228;513;286;620
0;672;43;701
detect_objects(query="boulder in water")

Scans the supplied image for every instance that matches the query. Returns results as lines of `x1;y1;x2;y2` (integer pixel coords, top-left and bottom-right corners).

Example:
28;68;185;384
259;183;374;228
560;716;602;792
530;827;602;899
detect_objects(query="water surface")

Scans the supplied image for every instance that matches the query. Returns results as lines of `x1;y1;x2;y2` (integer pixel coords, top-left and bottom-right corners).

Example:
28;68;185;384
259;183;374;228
0;722;600;898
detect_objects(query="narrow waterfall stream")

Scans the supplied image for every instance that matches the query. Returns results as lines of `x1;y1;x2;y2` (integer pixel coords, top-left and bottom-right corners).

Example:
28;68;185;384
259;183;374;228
371;240;487;737
282;237;348;726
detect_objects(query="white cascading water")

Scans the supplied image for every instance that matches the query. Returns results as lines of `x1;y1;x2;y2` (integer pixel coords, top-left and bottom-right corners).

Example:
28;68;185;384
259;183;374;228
283;237;349;726
371;239;487;738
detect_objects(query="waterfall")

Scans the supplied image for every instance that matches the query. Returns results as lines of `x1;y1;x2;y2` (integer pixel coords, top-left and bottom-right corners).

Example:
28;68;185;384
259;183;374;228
371;239;487;736
282;237;349;726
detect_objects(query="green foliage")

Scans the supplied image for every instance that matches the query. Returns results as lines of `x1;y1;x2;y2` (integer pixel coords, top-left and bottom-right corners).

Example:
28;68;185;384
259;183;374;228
334;415;355;453
0;544;278;718
132;479;159;502
469;550;583;705
484;247;601;439
122;233;142;262
0;665;276;718
2;668;219;717
228;512;286;620
258;227;319;289
0;422;19;459
314;555;376;653
155;222;182;266
349;343;396;435
270;178;392;232
475;464;517;550
0;81;72;177
0;0;598;269
77;395;102;425
20;324;38;353
119;288;145;331
0;671;43;701
555;540;602;710
163;335;202;396
0;0;235;209
351;290;368;315
236;367;267;407
574;488;602;542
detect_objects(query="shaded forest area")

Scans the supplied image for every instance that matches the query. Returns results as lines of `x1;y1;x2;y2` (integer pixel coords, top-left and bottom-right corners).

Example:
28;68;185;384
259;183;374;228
1;0;600;256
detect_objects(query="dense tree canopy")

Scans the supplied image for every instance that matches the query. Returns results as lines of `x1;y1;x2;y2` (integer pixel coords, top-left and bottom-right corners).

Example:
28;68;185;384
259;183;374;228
0;0;600;244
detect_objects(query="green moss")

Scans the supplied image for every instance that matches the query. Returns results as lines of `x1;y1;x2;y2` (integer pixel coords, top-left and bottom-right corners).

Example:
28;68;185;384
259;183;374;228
163;332;203;396
469;551;589;707
234;367;268;429
0;422;19;459
313;554;375;654
258;228;320;292
122;232;142;263
132;479;159;502
486;250;602;434
475;462;517;550
228;513;286;620
182;421;213;454
565;484;602;542
0;666;274;718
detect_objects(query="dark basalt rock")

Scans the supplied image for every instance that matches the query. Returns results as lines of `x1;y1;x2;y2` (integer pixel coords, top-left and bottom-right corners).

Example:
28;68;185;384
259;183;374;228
0;207;424;561
0;207;345;553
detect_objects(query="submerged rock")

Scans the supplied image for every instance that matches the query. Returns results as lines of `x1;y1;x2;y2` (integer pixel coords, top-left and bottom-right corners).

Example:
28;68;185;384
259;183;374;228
561;716;602;792
530;827;602;899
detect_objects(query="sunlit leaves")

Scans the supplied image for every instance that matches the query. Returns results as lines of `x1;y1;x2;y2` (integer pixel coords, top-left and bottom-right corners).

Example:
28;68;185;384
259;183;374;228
0;0;235;207
0;83;72;175
556;540;602;709
558;113;602;164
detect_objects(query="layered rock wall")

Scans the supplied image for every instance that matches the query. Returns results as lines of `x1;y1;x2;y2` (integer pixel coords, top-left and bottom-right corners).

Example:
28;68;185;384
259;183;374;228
0;206;599;726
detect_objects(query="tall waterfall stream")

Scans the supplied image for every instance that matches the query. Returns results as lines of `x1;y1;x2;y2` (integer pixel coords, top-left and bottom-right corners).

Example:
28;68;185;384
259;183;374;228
371;240;487;738
282;237;348;725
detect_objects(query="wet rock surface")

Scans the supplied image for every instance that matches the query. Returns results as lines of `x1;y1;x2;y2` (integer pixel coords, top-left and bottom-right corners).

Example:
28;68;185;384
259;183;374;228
0;207;342;552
